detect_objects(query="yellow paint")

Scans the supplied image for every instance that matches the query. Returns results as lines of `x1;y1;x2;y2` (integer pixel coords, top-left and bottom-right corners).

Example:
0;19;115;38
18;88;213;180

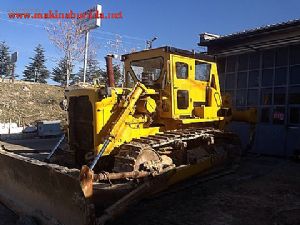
100;83;160;156
136;97;157;114
232;108;257;124
167;158;212;185
66;47;255;159
168;54;223;122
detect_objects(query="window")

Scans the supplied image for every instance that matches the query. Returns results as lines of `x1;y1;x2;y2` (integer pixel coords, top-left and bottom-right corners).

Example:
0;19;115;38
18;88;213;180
226;56;236;72
219;74;225;91
225;73;235;89
249;52;260;69
290;107;300;124
131;57;163;83
274;88;286;105
177;90;189;109
176;62;188;79
273;106;285;125
237;72;247;88
238;54;248;71
274;67;287;86
195;62;211;81
290;44;300;65
225;90;235;105
262;69;273;87
290;65;300;85
248;70;259;87
275;47;288;67
126;71;135;88
261;108;271;123
247;89;259;106
261;88;272;105
263;50;274;68
217;58;226;73
236;90;247;106
289;86;300;104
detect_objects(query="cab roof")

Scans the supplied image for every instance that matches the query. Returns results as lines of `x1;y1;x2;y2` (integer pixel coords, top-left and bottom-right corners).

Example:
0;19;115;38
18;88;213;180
121;46;216;62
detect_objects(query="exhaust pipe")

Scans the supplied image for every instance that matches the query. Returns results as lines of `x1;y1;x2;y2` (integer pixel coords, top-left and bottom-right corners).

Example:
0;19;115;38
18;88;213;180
105;55;115;87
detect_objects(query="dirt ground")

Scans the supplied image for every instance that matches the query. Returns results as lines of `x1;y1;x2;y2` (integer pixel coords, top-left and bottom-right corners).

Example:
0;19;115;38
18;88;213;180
108;155;300;225
0;81;65;125
0;154;299;225
0;203;17;225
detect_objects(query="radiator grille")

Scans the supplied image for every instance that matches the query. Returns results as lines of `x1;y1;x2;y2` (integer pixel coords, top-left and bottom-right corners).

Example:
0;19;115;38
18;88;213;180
68;96;94;165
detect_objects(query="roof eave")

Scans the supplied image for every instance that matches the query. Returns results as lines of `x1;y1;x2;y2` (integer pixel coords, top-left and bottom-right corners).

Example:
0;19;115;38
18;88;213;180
199;19;300;47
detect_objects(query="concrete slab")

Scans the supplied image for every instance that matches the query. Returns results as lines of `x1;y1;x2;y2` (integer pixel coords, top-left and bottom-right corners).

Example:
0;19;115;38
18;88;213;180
0;137;61;153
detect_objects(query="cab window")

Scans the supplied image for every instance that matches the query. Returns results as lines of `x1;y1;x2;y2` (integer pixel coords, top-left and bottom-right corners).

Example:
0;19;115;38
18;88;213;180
125;71;135;88
195;61;211;81
177;90;189;109
176;62;188;79
130;57;163;85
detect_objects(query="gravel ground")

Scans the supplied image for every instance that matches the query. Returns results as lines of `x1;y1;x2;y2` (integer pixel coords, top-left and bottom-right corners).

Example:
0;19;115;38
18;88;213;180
109;156;300;225
1;155;299;225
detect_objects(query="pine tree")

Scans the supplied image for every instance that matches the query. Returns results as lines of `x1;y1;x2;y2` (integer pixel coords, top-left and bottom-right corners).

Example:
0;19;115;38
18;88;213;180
0;41;11;80
100;64;123;86
113;64;123;86
76;58;105;83
23;44;50;83
52;57;75;86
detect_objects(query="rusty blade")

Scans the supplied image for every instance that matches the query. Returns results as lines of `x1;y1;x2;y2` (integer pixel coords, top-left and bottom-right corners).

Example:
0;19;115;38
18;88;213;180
0;149;94;225
94;170;151;181
80;165;95;198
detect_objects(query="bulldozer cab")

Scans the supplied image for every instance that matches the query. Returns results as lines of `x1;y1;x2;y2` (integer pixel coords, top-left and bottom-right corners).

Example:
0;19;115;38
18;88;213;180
171;54;212;116
122;46;222;123
122;49;166;89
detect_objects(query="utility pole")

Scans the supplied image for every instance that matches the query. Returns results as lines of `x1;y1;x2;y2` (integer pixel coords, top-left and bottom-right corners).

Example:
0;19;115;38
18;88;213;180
76;4;101;84
10;52;18;83
66;51;71;87
34;68;38;82
11;64;15;83
0;66;3;82
83;31;89;84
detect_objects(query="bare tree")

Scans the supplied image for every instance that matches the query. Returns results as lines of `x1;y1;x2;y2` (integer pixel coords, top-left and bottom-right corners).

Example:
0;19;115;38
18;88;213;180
46;20;85;86
103;35;126;85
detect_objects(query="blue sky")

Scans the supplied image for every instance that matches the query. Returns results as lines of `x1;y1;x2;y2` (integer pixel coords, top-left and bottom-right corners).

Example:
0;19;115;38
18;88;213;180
0;0;299;83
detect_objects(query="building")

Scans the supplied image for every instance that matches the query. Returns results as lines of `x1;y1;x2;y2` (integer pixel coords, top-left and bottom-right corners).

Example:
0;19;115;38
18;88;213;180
199;19;300;156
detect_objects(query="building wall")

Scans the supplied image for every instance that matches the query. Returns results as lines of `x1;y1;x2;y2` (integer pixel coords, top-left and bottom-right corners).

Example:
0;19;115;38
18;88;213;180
217;43;300;156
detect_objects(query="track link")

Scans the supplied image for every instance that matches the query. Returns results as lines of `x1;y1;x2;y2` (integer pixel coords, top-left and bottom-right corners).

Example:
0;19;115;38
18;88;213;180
113;127;241;173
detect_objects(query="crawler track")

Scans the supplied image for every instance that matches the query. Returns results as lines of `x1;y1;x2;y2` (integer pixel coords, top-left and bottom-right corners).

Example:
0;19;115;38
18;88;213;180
113;127;241;173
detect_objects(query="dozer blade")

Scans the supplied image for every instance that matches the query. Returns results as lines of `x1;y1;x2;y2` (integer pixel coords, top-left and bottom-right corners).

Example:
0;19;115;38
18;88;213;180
0;149;94;225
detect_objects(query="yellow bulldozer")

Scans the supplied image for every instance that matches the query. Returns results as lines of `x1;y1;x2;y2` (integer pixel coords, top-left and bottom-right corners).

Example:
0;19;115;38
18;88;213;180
0;46;256;225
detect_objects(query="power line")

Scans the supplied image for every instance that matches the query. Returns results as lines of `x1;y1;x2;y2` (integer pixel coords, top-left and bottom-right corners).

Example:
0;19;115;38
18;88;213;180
93;30;146;41
0;10;146;42
0;12;146;69
0;16;146;49
0;17;46;29
89;34;144;46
